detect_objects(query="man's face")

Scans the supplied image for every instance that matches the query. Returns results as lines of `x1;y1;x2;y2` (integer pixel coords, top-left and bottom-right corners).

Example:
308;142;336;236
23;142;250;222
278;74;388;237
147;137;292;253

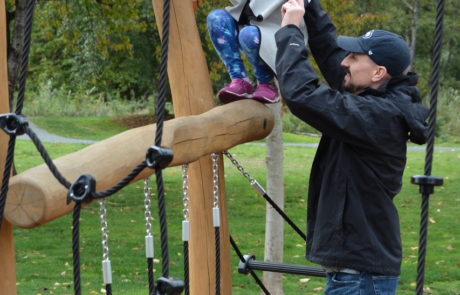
340;52;380;94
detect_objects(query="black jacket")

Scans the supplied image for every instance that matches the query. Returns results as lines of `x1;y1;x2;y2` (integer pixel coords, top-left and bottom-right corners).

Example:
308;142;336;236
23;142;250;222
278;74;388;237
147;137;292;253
274;1;428;275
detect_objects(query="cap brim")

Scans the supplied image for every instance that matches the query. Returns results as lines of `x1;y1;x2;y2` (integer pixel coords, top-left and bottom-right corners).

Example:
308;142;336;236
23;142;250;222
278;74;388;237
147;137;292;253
337;36;365;53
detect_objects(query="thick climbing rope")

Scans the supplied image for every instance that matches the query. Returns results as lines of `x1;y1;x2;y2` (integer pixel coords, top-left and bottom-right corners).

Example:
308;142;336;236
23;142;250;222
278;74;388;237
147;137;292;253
0;0;35;231
154;0;172;280
224;151;306;242
414;0;445;294
229;235;270;295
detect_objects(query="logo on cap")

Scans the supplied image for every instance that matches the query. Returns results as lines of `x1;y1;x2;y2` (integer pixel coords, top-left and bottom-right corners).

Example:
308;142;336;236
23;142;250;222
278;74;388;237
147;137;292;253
363;30;375;39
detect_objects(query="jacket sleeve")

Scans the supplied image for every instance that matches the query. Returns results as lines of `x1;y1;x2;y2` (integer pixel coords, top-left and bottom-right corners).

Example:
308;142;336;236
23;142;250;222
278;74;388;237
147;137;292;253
303;0;347;90
275;26;403;151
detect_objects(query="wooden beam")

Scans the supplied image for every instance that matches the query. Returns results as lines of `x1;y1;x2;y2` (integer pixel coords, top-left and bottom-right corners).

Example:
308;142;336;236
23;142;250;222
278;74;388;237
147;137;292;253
0;1;17;294
5;100;273;229
151;0;238;293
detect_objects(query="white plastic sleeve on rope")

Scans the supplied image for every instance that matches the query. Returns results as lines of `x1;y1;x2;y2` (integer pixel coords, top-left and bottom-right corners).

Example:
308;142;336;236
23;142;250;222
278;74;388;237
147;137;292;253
213;207;221;228
252;180;266;196
145;234;154;258
102;259;112;285
182;220;190;241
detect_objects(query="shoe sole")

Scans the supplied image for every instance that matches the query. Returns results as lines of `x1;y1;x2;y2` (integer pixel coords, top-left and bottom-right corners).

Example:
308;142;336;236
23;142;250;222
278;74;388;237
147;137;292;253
252;95;280;104
218;90;253;104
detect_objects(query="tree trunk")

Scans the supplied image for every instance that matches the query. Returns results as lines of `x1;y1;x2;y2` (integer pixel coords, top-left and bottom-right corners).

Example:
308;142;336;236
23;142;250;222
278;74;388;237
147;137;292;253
263;101;285;295
403;0;419;70
7;0;29;108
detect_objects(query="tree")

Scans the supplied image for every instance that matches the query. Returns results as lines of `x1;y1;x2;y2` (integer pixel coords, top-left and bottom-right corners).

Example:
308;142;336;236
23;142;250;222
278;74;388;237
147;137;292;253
263;102;285;295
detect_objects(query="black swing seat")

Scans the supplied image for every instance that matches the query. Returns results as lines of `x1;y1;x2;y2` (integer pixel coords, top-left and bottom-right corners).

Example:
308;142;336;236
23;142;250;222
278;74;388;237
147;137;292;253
156;277;185;295
238;254;326;278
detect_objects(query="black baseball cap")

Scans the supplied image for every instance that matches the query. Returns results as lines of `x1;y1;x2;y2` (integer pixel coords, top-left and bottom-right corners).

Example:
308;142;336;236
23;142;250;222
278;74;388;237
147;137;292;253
337;30;411;76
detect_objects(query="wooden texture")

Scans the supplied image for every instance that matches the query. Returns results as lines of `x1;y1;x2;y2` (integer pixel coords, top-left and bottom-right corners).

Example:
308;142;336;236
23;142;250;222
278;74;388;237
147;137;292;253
5;100;273;229
0;1;17;294
151;0;237;293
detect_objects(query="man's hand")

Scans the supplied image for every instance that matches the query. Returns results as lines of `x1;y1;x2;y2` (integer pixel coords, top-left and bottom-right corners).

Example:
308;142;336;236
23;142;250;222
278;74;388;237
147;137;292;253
281;0;305;27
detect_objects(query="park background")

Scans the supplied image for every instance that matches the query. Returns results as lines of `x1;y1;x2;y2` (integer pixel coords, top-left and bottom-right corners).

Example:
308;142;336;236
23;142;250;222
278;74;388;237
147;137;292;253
3;0;460;294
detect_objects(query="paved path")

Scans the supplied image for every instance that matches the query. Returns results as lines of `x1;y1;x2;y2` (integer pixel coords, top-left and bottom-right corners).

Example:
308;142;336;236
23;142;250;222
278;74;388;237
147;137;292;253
17;122;460;151
18;122;97;144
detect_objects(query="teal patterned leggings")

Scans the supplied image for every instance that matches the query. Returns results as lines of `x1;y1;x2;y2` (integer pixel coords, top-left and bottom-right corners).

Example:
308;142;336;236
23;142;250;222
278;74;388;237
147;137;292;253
207;9;274;83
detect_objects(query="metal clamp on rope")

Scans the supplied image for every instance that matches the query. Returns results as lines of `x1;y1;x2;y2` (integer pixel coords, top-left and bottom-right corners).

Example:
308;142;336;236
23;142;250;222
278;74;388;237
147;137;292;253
238;254;256;275
146;145;174;170
156;277;184;295
67;174;96;204
411;175;444;195
0;113;28;136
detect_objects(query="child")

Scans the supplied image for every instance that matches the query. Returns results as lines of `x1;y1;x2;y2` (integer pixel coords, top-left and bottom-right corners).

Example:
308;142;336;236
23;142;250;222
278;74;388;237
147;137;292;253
207;0;308;104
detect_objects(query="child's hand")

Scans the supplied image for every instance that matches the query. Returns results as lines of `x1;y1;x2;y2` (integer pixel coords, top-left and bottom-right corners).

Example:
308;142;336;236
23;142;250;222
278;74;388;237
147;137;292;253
281;0;305;27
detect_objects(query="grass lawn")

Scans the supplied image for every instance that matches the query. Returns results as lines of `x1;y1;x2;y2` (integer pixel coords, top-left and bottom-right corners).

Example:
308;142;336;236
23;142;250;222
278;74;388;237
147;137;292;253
8;117;460;294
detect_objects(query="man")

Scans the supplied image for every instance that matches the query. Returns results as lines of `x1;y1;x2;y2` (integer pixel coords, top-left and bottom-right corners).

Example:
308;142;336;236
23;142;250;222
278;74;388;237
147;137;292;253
275;0;429;294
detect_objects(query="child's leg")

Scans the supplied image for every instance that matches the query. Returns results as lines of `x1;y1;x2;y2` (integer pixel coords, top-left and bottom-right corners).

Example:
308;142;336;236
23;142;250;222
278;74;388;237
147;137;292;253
207;9;249;80
238;26;275;83
239;26;279;103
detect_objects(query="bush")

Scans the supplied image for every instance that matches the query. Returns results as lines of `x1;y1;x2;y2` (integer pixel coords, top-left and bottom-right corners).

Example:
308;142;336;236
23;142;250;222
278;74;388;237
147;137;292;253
23;80;157;117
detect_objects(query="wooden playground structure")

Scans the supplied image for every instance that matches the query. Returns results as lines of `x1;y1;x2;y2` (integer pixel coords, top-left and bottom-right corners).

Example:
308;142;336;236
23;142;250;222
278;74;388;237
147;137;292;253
0;1;275;294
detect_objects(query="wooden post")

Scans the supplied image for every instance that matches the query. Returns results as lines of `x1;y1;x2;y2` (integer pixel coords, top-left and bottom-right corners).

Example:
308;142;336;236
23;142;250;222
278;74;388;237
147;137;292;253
0;1;18;294
151;0;232;293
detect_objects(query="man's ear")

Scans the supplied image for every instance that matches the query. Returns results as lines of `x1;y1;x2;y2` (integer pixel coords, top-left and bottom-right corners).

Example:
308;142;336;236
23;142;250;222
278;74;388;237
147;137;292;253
372;66;388;82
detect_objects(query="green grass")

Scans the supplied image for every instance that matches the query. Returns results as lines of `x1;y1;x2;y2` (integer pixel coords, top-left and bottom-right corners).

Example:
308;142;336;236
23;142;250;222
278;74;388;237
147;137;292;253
30;116;128;141
10;117;460;294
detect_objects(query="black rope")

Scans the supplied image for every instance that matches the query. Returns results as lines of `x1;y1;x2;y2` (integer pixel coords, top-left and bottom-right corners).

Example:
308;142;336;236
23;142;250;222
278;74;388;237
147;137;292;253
14;0;36;115
215;227;221;295
155;169;170;277
147;257;156;295
105;284;112;295
153;0;172;280
416;0;445;294
72;202;82;295
229;235;270;295
92;162;147;199
0;0;35;232
0;138;17;230
25;126;71;188
261;192;306;241
184;241;190;295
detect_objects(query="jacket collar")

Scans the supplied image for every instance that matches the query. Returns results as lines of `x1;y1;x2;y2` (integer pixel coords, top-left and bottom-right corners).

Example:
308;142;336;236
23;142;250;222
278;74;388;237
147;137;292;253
359;72;418;97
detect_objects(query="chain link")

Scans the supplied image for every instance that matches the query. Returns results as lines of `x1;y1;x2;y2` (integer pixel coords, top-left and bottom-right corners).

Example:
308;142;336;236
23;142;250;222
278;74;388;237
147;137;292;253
223;151;255;184
144;178;152;236
99;200;110;262
182;164;190;221
211;153;220;208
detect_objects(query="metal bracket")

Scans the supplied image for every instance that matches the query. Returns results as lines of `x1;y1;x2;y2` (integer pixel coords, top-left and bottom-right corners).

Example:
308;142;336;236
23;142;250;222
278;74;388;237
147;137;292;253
67;174;96;204
411;175;444;195
0;113;28;136
146;145;174;170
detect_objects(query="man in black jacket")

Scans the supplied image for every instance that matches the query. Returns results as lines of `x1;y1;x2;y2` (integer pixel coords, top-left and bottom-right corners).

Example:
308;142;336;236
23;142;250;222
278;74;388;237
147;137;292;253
275;0;428;294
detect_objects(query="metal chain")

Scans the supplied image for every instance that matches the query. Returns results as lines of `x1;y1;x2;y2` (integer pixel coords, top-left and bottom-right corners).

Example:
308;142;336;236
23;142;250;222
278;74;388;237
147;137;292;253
182;164;191;295
211;153;220;209
182;164;190;222
99;200;113;288
144;178;153;236
100;200;110;262
223;151;254;184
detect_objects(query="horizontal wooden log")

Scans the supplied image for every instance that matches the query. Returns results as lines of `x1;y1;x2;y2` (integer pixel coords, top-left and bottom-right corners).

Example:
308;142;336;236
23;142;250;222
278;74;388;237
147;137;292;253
5;100;273;228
